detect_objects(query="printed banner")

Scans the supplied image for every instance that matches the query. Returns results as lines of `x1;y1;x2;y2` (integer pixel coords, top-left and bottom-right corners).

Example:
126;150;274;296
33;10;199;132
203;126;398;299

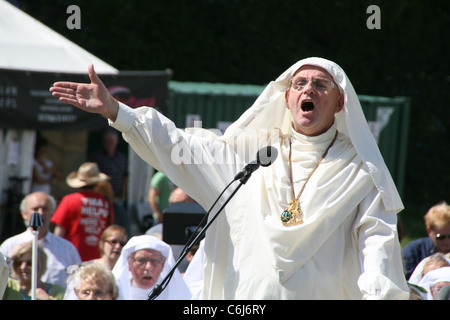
0;68;170;130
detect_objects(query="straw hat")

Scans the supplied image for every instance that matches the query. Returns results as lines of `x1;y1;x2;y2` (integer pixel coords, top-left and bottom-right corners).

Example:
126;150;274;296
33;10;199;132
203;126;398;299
66;162;109;188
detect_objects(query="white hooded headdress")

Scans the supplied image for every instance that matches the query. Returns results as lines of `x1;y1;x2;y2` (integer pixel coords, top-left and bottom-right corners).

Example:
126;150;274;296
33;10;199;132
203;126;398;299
112;235;191;300
223;57;403;213
418;266;450;300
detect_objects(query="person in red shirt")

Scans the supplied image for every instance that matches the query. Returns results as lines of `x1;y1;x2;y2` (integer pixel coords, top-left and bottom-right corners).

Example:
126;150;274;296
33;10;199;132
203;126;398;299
51;162;114;261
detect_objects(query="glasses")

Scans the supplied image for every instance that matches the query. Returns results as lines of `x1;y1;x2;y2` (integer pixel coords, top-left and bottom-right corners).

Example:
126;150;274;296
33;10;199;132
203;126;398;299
435;233;450;241
77;289;109;299
132;257;164;268
14;260;32;269
290;77;342;93
104;239;126;246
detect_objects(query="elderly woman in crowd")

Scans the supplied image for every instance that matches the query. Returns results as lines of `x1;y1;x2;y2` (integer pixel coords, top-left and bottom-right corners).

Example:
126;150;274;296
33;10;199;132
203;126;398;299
418;266;450;300
66;263;118;300
112;235;191;300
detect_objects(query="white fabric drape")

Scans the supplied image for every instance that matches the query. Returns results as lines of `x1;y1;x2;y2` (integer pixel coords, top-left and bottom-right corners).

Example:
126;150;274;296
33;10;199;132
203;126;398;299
223;57;403;213
110;57;408;299
417;266;450;300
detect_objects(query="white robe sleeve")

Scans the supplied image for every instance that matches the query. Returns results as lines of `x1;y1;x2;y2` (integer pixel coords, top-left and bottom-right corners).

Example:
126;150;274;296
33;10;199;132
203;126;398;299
110;102;237;210
354;188;409;299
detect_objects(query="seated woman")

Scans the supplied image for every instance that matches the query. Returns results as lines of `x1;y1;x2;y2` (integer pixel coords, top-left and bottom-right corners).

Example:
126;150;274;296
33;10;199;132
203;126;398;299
112;235;191;300
2;242;65;300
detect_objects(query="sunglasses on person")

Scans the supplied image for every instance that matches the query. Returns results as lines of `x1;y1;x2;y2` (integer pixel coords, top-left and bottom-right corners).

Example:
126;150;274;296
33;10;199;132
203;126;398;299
434;233;450;241
104;239;126;246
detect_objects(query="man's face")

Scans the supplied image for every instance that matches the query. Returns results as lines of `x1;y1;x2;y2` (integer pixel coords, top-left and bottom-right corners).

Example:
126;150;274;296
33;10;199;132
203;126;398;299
428;224;450;254
128;249;165;289
285;65;344;136
21;192;53;238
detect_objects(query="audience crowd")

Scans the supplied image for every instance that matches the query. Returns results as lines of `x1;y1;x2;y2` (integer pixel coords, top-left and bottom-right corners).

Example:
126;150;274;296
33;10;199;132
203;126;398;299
1;137;449;300
0;151;201;300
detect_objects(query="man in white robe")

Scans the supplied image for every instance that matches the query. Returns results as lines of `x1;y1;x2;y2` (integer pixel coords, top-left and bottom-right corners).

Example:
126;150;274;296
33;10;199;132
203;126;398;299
50;57;409;299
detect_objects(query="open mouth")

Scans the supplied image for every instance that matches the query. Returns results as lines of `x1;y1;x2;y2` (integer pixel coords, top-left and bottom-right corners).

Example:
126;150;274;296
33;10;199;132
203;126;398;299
301;101;315;112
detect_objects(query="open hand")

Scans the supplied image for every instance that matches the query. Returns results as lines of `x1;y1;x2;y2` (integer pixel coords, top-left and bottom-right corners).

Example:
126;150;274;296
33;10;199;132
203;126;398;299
49;64;119;121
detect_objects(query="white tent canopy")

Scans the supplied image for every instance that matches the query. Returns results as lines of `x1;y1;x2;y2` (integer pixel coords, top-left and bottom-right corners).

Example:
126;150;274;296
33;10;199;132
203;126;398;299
0;0;121;211
0;0;118;73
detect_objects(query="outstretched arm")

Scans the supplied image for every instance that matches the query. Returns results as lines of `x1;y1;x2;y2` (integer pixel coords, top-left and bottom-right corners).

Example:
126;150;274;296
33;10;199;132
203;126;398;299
49;64;119;121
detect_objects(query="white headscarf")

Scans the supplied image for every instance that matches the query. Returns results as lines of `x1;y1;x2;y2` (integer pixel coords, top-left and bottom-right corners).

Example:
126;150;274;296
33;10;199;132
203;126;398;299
223;57;403;213
408;254;450;285
112;235;191;300
418;266;450;300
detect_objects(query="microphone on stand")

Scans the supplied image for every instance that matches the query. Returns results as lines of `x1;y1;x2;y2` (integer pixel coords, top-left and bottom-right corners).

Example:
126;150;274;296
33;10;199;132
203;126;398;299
233;146;278;181
148;146;278;300
30;212;43;301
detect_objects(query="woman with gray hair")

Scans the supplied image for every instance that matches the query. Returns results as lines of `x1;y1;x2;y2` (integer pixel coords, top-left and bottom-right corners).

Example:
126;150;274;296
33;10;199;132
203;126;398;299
66;263;118;300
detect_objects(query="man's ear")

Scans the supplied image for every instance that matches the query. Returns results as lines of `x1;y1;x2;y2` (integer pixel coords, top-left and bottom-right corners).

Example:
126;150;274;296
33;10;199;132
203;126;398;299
335;94;344;113
426;226;433;238
285;90;290;109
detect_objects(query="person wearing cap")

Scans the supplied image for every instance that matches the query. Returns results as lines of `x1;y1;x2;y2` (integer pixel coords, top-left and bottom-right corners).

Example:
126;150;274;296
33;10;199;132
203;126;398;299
50;58;408;299
112;235;191;300
52;162;113;261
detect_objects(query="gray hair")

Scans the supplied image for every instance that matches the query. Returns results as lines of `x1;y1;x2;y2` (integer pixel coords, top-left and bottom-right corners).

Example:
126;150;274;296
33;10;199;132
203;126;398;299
20;192;57;213
66;263;119;299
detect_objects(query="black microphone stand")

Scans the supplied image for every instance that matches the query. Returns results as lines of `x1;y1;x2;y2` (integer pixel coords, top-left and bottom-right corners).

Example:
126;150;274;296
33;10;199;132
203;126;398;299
148;173;253;300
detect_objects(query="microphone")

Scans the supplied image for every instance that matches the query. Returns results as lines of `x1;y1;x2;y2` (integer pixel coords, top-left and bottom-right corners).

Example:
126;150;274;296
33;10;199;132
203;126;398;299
234;146;278;181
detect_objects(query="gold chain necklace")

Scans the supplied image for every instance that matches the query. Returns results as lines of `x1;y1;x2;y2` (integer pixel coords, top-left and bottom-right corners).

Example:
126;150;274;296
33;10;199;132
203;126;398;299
280;130;338;227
